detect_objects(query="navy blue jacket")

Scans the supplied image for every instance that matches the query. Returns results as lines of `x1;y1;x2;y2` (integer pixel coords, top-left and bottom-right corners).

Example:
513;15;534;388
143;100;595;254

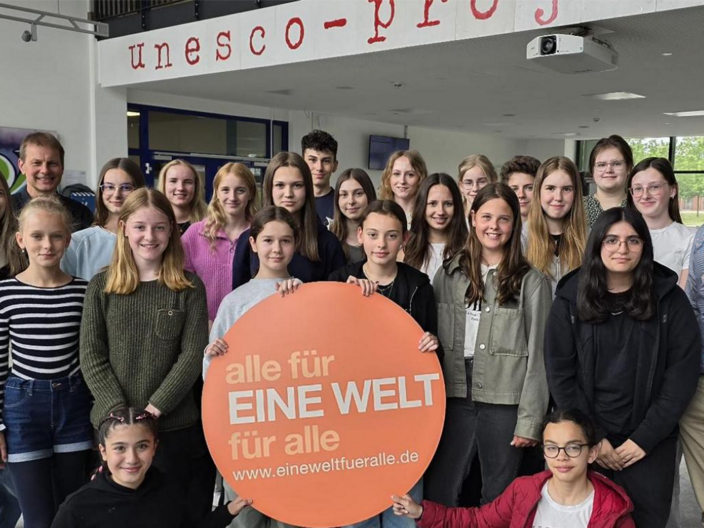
232;218;345;289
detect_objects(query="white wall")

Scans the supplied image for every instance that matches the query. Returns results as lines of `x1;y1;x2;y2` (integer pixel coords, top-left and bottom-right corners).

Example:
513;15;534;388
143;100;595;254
408;127;525;179
0;0;95;184
288;111;405;186
521;139;578;163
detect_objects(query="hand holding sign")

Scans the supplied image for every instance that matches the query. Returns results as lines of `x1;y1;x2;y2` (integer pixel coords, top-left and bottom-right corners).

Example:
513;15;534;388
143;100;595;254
203;283;445;527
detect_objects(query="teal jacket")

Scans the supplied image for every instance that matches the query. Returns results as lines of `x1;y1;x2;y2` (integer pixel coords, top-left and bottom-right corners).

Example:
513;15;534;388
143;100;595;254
434;254;552;440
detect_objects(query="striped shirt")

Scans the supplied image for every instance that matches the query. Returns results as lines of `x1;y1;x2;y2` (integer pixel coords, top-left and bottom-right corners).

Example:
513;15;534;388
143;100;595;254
0;277;88;427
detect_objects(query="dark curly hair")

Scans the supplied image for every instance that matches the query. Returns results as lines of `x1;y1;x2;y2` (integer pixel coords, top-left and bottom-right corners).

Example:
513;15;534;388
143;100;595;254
500;155;541;183
301;130;338;159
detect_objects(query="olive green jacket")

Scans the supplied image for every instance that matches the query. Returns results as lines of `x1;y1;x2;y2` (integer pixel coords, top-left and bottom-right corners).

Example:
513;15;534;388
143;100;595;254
434;255;552;440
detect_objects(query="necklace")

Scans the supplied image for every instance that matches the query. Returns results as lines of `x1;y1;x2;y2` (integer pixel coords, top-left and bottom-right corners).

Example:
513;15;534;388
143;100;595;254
363;264;397;298
376;280;396;299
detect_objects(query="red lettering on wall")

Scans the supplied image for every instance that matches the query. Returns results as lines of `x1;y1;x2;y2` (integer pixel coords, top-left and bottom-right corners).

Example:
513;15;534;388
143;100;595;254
154;42;172;70
285;17;305;50
470;0;499;20
129;43;145;70
535;0;559;25
185;37;201;65
324;18;348;29
250;26;266;56
368;0;395;44
417;0;448;28
216;31;232;61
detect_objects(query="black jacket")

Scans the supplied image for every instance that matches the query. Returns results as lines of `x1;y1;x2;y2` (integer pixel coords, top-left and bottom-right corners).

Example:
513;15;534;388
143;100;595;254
232;218;345;289
12;188;93;232
328;261;443;362
545;263;700;453
51;467;235;528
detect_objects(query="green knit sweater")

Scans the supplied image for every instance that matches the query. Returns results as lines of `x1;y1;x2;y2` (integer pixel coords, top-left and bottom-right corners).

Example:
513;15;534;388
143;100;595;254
80;270;208;431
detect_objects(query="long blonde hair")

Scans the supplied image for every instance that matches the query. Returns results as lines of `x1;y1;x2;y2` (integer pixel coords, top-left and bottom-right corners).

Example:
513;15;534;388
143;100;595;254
204;163;257;250
526;156;587;280
105;189;193;294
379;150;428;201
157;159;208;223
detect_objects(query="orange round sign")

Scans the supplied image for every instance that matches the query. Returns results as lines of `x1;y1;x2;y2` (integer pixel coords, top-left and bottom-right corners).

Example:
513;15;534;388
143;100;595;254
203;283;446;527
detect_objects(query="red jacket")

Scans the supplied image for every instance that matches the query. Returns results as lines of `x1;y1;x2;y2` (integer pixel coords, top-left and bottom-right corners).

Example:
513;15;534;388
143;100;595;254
418;471;635;528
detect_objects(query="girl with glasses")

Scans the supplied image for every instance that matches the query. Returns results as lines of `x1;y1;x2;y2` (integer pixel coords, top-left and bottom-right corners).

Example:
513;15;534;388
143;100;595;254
61;158;146;280
627;157;693;289
457;155;497;220
392;409;635;528
545;207;700;528
584;135;633;228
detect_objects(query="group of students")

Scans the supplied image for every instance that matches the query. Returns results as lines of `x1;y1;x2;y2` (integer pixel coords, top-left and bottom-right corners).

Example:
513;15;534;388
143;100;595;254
0;129;702;528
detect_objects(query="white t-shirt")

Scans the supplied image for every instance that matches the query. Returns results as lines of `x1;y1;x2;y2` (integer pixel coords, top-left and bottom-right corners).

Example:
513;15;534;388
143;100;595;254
464;264;496;358
420;243;445;284
532;482;594;528
650;222;695;279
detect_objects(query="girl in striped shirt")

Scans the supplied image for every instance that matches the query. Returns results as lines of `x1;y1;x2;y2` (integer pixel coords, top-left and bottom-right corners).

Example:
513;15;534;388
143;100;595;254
0;197;92;528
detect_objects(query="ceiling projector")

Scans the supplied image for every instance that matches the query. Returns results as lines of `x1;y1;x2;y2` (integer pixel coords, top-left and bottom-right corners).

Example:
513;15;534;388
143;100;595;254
527;34;618;74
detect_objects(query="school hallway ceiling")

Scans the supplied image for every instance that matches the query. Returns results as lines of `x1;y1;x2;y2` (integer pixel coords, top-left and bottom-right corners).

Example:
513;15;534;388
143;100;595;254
126;6;704;140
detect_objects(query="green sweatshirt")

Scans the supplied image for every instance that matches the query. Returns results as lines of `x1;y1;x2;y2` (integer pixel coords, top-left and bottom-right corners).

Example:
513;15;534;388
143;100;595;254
80;270;209;431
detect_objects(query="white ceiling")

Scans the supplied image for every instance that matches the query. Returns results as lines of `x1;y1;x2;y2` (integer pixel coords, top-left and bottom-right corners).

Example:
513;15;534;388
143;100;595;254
129;6;704;140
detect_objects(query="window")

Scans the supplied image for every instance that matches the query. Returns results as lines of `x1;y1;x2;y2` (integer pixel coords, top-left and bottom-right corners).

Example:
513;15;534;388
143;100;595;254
146;110;269;158
626;137;670;161
579;136;704;227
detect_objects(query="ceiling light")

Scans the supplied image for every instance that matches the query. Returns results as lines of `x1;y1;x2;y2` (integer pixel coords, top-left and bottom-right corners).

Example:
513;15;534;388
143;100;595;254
127;111;140;117
662;52;673;56
586;92;646;101
663;110;704;117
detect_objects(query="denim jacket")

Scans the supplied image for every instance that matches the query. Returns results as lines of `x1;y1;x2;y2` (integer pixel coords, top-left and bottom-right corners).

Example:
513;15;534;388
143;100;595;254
434;254;552;440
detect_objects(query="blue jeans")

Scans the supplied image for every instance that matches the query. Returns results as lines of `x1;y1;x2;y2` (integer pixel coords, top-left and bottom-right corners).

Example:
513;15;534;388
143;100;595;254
3;374;93;462
0;468;20;528
343;480;422;528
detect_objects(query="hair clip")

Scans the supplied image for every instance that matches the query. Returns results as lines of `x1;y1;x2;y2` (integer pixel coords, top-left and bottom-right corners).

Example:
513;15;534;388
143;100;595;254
135;411;155;421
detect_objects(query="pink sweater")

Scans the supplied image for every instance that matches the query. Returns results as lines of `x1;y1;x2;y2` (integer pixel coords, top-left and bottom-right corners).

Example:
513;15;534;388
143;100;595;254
181;219;247;321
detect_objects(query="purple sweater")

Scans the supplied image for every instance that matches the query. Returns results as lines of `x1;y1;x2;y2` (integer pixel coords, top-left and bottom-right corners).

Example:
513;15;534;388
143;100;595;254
182;219;247;321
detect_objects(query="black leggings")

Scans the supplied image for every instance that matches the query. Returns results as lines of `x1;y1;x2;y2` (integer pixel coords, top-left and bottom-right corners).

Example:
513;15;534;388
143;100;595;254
8;451;88;528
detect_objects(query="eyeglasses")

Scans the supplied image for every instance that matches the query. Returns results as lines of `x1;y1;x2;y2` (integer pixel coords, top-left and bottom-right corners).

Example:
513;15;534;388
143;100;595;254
602;235;643;251
461;179;488;189
594;160;626;171
100;183;136;195
543;443;590;458
630;183;667;197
